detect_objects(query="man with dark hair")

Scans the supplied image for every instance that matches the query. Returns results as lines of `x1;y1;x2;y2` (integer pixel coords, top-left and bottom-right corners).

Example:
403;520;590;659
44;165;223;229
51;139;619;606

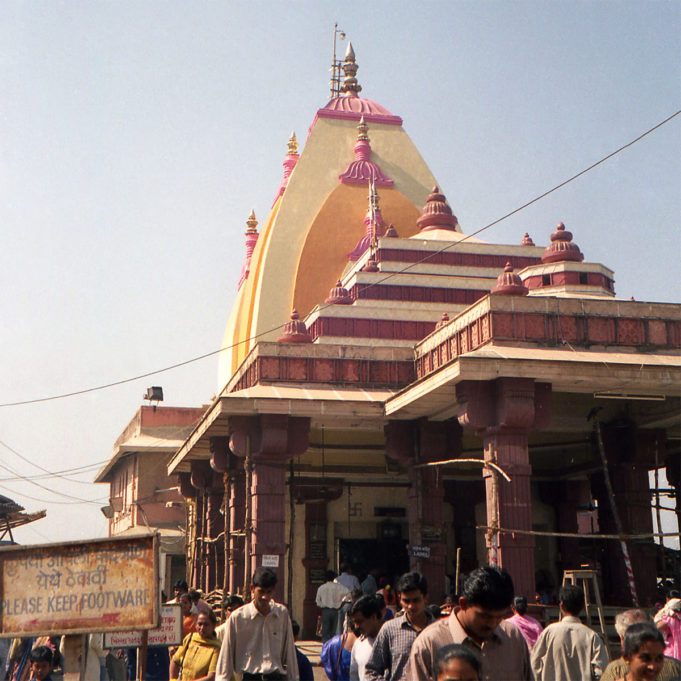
316;569;350;642
337;563;361;593
350;595;384;680
409;565;532;681
506;594;543;650
172;578;189;602
215;567;298;680
215;594;245;642
531;584;609;680
365;571;434;681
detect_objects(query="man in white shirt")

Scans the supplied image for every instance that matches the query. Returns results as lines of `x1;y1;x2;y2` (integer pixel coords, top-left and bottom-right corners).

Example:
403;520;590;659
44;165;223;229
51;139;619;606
350;594;384;681
216;567;298;680
315;570;351;642
336;563;361;593
531;584;609;681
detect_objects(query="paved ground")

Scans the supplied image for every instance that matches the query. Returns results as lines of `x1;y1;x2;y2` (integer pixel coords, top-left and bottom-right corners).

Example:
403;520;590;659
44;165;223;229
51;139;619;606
296;640;326;680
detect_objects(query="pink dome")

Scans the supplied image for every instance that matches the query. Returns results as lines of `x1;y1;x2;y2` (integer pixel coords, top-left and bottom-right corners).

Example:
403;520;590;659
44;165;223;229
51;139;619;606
325;280;353;305
542;222;584;264
417;186;459;233
491;263;529;296
277;310;312;343
316;96;403;127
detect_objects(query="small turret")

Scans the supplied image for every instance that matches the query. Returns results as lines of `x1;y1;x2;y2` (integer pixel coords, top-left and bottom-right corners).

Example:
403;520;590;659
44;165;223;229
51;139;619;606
541;222;584;263
277;310;313;343
491;263;529;296
272;132;300;206
416;186;459;233
237;210;259;290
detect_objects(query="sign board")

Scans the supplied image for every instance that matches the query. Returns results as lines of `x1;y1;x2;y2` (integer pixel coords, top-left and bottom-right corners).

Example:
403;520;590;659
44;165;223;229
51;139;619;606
410;545;431;559
262;554;279;567
0;533;159;637
104;603;182;648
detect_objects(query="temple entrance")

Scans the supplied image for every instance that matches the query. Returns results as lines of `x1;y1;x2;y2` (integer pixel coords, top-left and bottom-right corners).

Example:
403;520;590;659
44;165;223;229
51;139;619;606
337;537;409;588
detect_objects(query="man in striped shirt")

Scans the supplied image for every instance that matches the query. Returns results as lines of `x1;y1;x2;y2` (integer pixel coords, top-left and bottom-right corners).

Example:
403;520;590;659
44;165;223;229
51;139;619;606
365;572;434;681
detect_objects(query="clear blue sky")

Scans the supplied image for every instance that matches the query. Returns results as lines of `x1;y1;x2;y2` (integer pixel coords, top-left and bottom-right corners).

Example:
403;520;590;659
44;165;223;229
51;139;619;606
1;1;679;546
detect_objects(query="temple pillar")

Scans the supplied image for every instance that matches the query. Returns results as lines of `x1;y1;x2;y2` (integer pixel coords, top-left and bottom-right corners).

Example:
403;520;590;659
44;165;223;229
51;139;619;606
385;419;461;604
230;414;310;603
456;378;551;598
591;424;658;605
228;463;246;596
209;437;230;594
204;472;224;592
190;460;213;591
480;427;535;596
178;472;196;585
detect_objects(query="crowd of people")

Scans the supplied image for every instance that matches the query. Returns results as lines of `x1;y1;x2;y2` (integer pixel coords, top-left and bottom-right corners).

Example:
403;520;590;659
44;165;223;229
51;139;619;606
2;567;680;680
312;566;681;681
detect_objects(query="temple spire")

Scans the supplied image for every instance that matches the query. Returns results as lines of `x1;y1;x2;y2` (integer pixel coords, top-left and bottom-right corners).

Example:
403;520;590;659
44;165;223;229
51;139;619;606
340;42;362;96
238;210;259;290
287;131;298;154
272;131;300;206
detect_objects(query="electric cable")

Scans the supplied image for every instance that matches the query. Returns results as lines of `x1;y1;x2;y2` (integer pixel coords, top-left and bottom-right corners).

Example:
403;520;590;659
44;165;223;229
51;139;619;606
0;439;108;484
0;460;108;505
0;482;105;506
0;109;678;410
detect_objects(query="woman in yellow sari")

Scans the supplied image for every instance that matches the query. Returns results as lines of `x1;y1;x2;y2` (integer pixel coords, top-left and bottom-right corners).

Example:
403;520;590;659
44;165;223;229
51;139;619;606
170;609;221;681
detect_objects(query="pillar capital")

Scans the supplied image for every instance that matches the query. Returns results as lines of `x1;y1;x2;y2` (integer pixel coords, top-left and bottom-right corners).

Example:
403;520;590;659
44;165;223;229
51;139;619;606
456;378;551;433
210;436;230;472
229;414;310;462
384;418;461;465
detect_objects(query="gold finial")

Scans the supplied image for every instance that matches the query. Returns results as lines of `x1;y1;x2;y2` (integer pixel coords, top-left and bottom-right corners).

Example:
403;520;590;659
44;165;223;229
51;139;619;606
287;132;298;155
340;41;362;96
245;210;258;234
357;116;369;141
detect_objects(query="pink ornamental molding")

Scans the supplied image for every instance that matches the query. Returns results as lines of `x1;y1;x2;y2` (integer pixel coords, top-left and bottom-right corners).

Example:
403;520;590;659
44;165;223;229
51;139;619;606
339;117;393;187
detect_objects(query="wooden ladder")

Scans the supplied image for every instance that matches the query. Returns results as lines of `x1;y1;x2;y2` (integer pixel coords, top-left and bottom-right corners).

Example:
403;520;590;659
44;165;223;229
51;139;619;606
562;569;608;645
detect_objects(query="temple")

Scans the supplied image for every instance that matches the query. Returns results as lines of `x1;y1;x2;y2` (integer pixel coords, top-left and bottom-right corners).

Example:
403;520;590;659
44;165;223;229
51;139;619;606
166;43;681;636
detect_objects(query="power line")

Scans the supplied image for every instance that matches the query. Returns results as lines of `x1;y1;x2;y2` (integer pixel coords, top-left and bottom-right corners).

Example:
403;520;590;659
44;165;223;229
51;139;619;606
0;439;107;484
0;459;107;505
0;482;106;507
0;109;678;410
0;463;104;483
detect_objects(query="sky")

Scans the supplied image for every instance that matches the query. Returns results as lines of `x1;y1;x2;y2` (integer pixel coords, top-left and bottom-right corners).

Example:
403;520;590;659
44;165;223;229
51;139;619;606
1;1;679;548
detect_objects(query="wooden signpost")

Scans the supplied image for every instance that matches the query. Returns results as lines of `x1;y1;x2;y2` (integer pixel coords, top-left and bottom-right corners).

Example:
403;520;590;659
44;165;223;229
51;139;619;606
0;533;160;681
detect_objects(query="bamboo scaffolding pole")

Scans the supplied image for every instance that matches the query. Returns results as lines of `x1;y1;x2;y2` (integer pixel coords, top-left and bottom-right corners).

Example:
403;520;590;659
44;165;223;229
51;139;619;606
476;526;680;540
243;435;252;599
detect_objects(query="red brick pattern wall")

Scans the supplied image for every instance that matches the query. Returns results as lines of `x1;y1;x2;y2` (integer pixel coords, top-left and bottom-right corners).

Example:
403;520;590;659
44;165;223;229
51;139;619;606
416;310;681;379
231;355;414;392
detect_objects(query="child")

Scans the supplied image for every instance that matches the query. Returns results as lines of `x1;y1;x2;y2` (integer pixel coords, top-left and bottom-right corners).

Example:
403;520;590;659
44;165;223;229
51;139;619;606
434;644;481;681
619;622;666;681
28;645;53;681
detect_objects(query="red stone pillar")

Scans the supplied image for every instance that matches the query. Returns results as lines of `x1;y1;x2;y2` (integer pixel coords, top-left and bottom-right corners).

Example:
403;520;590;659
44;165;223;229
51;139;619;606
190;461;213;590
456;378;551;598
228;465;246;595
385;419;461;604
249;459;287;598
591;425;658;606
178;472;197;584
204;473;224;592
230;414;310;604
480;428;534;595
